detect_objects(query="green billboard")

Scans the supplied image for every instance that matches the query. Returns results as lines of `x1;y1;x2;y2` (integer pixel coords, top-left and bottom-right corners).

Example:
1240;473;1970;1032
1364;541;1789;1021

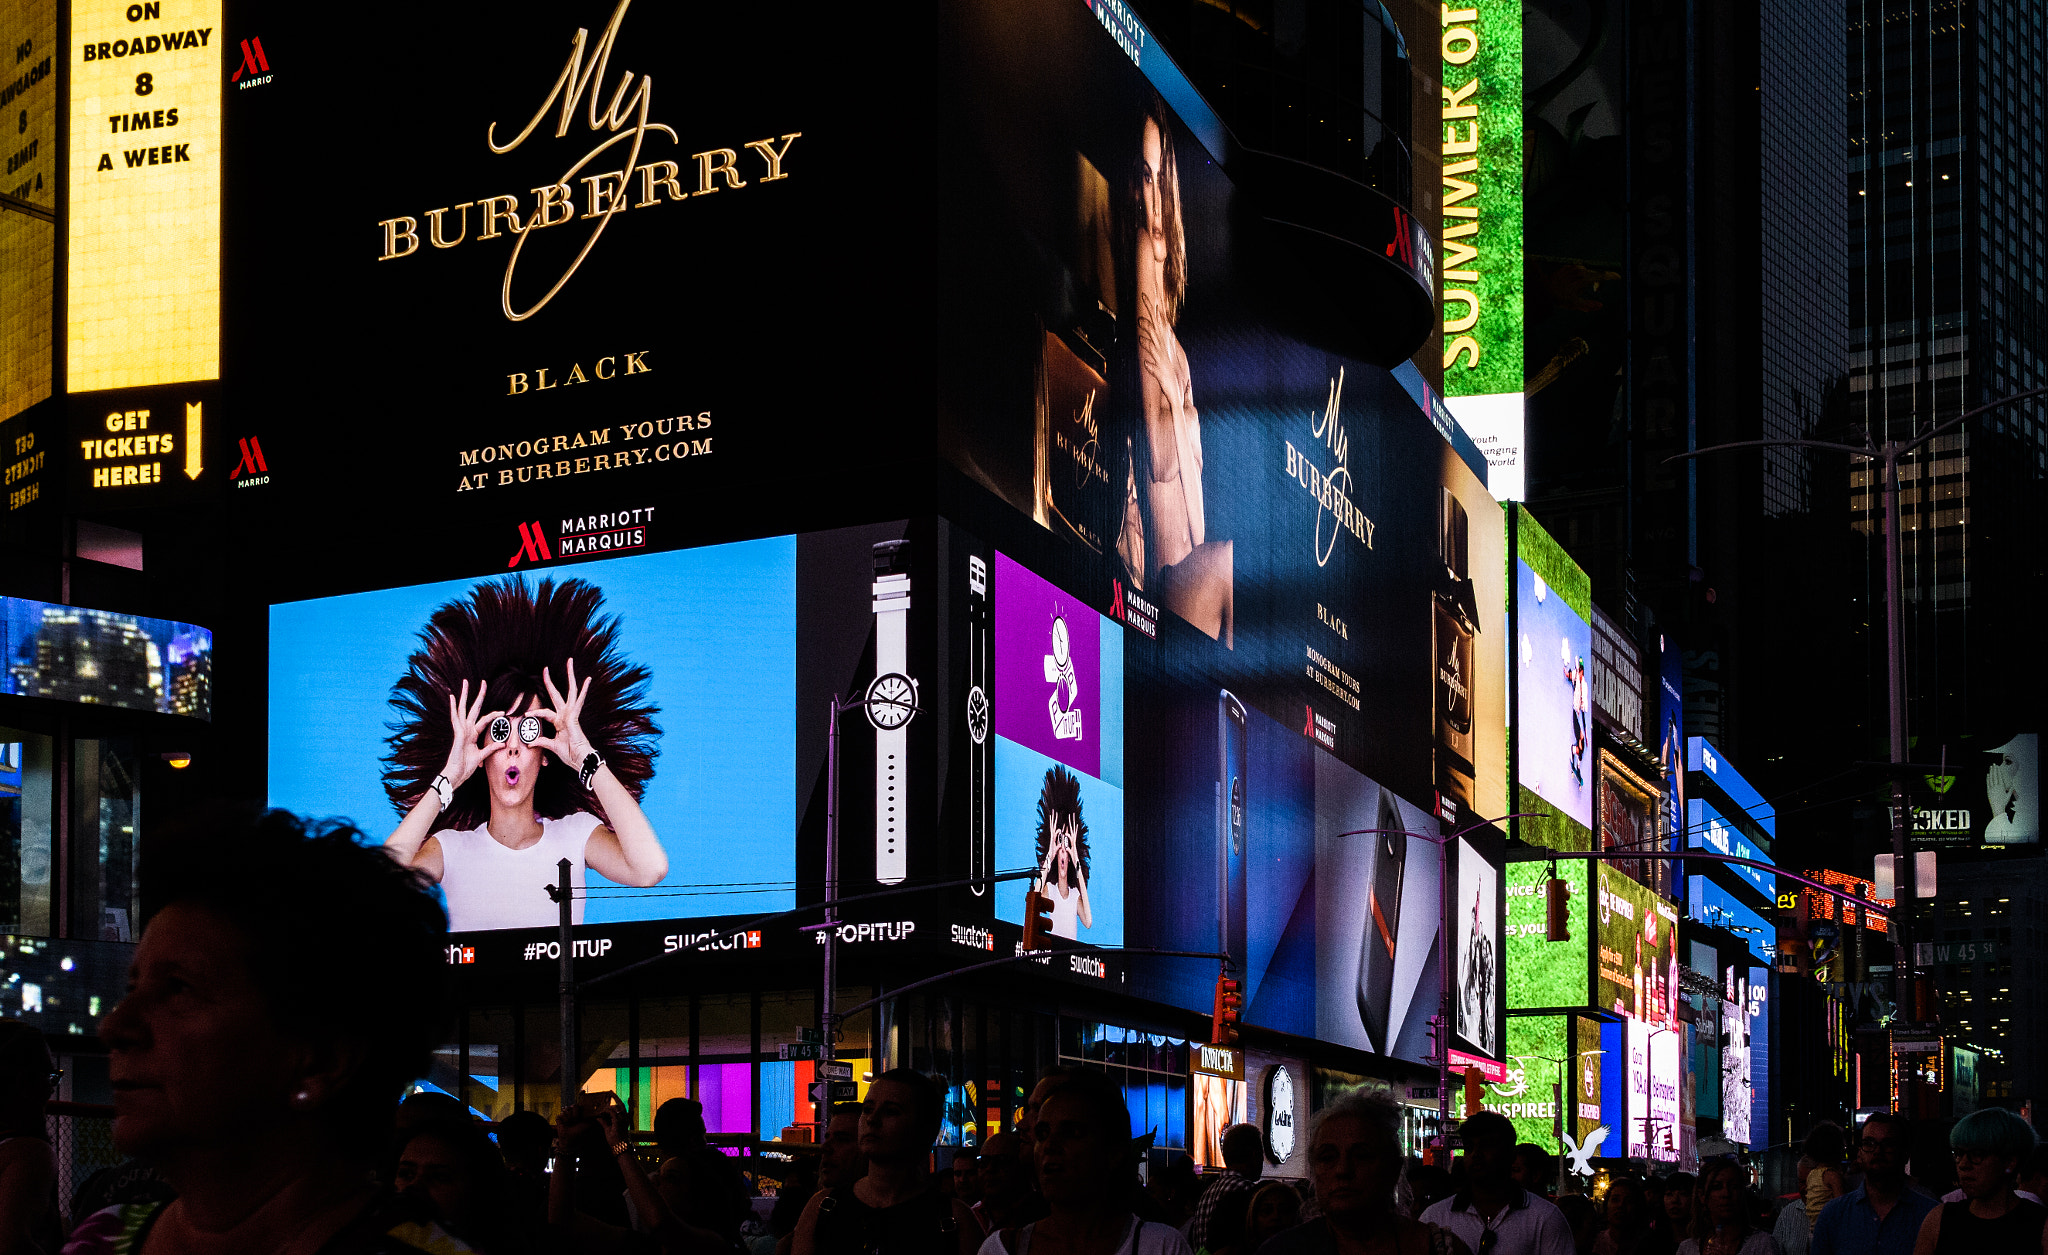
1506;860;1590;1011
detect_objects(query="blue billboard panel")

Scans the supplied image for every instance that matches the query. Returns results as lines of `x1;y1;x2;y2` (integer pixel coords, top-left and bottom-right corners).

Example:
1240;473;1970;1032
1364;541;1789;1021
1689;799;1773;900
1689;737;1774;836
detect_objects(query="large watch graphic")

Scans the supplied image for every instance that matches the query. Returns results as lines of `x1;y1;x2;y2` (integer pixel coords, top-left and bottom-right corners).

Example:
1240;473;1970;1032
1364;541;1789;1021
870;540;915;885
965;552;991;894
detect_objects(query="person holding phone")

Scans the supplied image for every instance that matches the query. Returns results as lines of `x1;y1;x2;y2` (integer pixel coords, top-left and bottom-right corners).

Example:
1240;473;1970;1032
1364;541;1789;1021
1034;768;1094;939
381;577;667;932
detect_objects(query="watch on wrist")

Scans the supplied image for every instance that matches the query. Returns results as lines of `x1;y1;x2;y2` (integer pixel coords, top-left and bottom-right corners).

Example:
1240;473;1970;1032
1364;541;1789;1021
869;541;915;886
610;1139;633;1158
580;752;605;790
431;775;454;810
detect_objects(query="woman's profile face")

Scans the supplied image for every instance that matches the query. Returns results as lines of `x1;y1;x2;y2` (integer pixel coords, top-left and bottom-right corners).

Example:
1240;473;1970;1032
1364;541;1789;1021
1141;118;1167;265
101;903;302;1159
395;1132;479;1232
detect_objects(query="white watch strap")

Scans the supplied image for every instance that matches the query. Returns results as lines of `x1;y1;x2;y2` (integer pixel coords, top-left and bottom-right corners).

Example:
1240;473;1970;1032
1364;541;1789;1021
874;571;910;885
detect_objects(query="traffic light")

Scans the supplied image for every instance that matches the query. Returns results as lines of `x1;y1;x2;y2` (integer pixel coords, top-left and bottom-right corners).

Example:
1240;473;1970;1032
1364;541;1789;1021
1023;889;1054;951
1211;973;1243;1045
1544;874;1571;942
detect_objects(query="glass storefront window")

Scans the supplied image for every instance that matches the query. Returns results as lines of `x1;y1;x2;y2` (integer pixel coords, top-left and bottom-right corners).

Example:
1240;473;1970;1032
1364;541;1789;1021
69;737;138;941
0;731;53;935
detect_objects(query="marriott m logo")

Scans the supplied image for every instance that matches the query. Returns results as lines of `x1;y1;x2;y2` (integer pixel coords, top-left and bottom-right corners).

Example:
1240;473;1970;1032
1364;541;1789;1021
507;521;551;569
229;437;267;478
230;37;269;82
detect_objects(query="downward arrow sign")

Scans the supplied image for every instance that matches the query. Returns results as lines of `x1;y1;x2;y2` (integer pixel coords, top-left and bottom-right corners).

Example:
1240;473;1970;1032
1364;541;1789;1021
184;402;202;479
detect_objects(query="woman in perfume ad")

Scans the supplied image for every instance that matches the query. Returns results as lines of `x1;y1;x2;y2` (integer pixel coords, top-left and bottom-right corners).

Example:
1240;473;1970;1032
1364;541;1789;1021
1034;765;1095;939
1116;95;1235;648
380;576;669;932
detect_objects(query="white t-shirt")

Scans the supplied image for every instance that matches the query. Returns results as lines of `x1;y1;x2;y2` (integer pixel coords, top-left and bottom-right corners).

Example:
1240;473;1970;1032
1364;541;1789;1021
978;1218;1192;1255
437;812;601;931
1049;880;1083;939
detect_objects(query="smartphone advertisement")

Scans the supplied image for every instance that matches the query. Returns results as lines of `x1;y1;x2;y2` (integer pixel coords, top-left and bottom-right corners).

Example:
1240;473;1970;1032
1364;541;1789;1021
992;552;1126;947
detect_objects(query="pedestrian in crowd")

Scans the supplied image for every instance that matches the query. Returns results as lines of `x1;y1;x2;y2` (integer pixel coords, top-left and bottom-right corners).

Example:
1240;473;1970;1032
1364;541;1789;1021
978;1068;1190;1255
1406;1164;1456;1220
393;1090;469;1133
1233;1181;1301;1253
547;1094;632;1230
1678;1160;1773;1255
1419;1112;1575;1255
1553;1194;1597;1255
1594;1176;1668;1255
793;1069;978;1255
774;1104;863;1255
2019;1149;2048;1208
494;1110;555;1229
1772;1193;1810;1255
1146;1155;1202;1230
1810;1111;1935;1255
1188;1125;1267;1254
1802;1124;1849;1231
1017;1071;1071;1150
1912;1107;2048;1255
1514;1146;1557;1202
654;1097;754;1237
0;1023;61;1255
1653;1175;1696;1251
974;1132;1047;1235
392;1117;535;1253
952;1147;984;1210
68;810;456;1255
1256;1089;1469;1255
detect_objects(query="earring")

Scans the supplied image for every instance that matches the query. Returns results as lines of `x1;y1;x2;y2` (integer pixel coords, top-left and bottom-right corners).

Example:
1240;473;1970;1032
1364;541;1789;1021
292;1088;315;1110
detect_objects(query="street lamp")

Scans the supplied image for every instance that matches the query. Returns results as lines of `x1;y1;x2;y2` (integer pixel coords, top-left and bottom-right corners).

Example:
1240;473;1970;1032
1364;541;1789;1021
817;678;919;1120
1667;382;2048;1107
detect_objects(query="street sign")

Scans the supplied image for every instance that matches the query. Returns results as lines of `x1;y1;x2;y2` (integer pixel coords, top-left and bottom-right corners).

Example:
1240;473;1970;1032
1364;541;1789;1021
797;1027;821;1044
809;1080;860;1103
1891;1039;1941;1055
1191;1043;1245;1081
817;1061;854;1080
779;1043;820;1061
1914;941;1999;966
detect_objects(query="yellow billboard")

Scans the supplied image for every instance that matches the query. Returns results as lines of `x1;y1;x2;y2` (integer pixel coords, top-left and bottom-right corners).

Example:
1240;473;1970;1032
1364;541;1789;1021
1;0;55;425
65;0;220;393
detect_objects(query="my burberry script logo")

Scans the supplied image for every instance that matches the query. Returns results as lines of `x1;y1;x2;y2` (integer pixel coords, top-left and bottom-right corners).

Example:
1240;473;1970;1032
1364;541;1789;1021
373;0;800;321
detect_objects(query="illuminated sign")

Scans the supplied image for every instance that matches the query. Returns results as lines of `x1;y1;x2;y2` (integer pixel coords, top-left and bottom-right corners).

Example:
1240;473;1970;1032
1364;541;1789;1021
1505;860;1590;1010
1486;1015;1568;1151
2;595;212;719
68;388;215;499
1192;1043;1245;1081
1801;868;1890;934
66;0;221;393
0;0;55;426
1596;863;1678;1024
1439;0;1523;498
1689;799;1773;899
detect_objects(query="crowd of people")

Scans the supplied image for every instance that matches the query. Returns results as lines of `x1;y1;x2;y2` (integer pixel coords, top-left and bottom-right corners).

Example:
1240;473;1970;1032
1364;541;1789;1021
0;811;2043;1255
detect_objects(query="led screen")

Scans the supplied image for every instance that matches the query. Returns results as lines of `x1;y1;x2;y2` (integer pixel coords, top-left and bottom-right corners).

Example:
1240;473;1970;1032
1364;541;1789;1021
1595;863;1677;1025
1514;507;1592;832
270;538;797;928
3;596;211;718
0;0;54;426
1487;1015;1567;1153
1689;799;1772;899
1455;836;1499;1059
1504;860;1589;1011
992;552;1125;946
1689;879;1772;965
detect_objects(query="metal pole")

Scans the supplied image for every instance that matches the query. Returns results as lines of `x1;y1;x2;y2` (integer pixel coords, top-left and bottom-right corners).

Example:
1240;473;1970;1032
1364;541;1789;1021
1438;835;1453;1162
1882;447;1916;1107
557;857;576;1118
821;696;841;1126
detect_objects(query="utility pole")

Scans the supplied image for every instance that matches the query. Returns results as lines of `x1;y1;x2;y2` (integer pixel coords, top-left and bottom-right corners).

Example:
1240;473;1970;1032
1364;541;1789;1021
552;858;575;1118
1668;383;2048;1115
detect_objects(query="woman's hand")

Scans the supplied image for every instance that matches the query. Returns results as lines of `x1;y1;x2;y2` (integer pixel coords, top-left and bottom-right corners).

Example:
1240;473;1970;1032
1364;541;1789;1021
596;1103;628;1147
440;680;503;790
531;659;597;771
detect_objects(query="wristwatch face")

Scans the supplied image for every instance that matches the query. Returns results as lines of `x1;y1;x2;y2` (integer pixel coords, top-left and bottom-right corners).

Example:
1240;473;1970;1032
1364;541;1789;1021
518;715;543;745
867;673;916;729
966;686;989;745
488;716;511;744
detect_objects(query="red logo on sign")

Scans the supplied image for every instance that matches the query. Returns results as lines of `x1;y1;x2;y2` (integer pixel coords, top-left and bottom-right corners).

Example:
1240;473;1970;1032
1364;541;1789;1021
230;37;270;82
743;931;762;949
230;436;267;478
1303;704;1315;737
1110;579;1126;622
507;521;551;569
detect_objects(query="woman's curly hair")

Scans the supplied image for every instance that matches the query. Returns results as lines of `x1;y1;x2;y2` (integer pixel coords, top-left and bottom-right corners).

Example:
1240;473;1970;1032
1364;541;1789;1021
382;576;659;832
1034;765;1091;887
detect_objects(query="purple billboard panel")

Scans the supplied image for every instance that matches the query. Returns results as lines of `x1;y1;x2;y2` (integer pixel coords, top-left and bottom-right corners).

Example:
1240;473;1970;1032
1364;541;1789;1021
994;552;1101;780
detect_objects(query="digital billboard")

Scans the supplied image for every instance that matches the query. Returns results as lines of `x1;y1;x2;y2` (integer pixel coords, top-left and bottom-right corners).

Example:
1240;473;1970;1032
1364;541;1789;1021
1455;836;1499;1059
271;537;802;927
1505;860;1589;1011
1720;974;1751;1146
1690;798;1773;900
992;552;1124;947
1688;738;1775;836
0;0;54;427
1657;637;1685;890
1438;0;1525;500
66;0;221;393
3;596;211;718
1909;733;2038;850
1487;1015;1567;1152
1590;607;1644;745
1599;753;1663;896
1596;862;1678;1025
1689;879;1772;965
935;0;1506;833
1512;506;1593;838
1625;1017;1680;1163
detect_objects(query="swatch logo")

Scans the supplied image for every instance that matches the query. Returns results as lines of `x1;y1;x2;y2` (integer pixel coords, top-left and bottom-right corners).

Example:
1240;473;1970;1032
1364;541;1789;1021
950;924;995;952
1068;954;1107;979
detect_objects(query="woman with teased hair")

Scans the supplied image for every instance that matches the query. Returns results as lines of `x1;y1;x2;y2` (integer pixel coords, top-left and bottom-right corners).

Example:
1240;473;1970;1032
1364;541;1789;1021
381;576;667;931
1033;766;1094;939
